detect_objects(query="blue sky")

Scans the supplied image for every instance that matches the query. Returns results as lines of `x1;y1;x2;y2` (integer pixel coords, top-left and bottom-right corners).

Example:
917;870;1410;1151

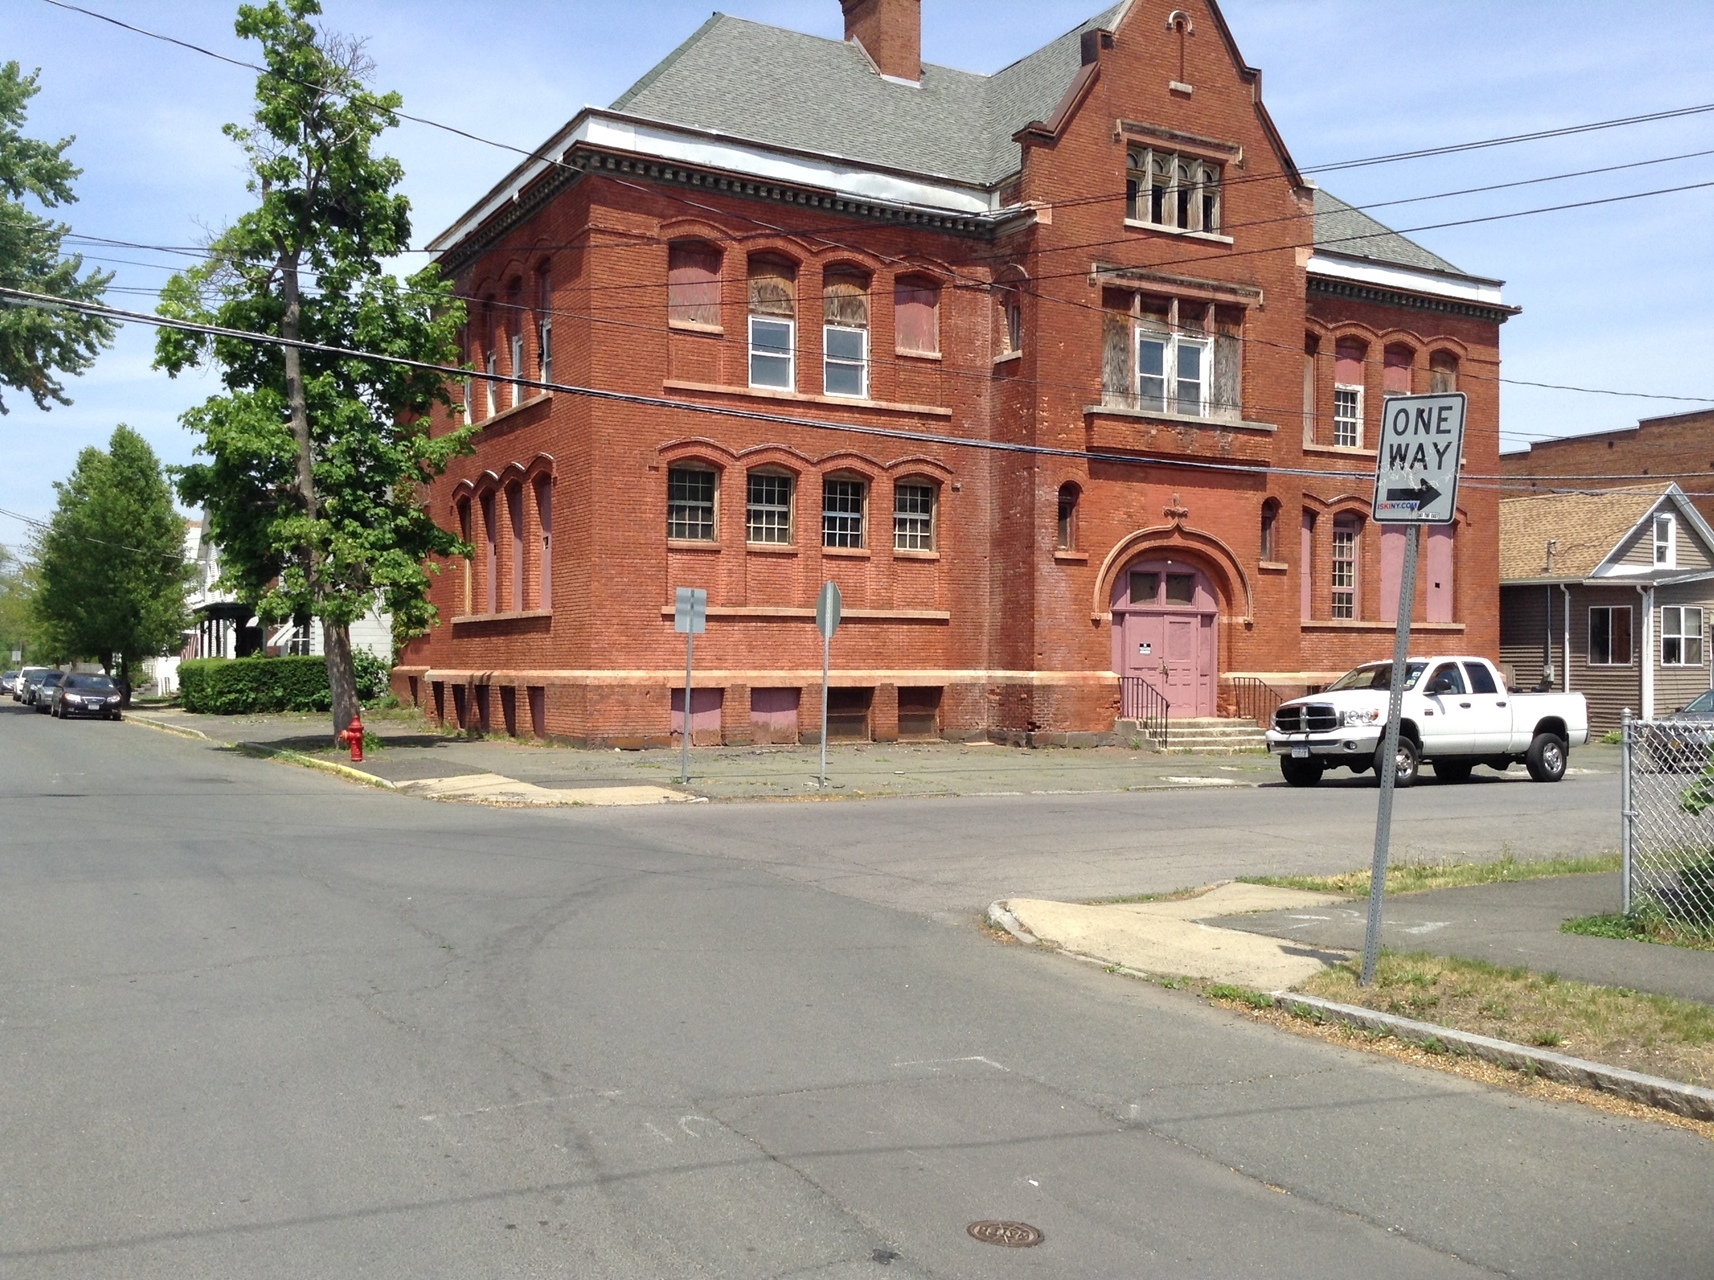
5;0;1713;544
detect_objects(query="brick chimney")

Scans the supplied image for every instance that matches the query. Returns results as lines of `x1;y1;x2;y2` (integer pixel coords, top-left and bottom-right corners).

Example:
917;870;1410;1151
842;0;921;83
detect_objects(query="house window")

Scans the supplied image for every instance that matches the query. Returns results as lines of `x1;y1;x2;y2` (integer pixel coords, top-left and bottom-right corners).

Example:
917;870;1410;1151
1333;386;1363;448
667;467;717;542
748;255;796;389
823;268;869;397
822;477;867;549
1260;499;1279;561
894;275;940;355
1654;514;1677;567
1137;329;1209;417
1589;605;1633;665
484;348;498;418
668;242;723;328
1331;515;1360;619
1662;606;1704;666
509;332;523;405
893;482;936;552
1056;482;1079;551
746;472;794;545
537;268;553;383
1125;148;1221;232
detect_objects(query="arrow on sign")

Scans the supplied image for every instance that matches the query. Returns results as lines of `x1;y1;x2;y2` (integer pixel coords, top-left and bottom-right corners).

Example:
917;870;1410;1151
1385;478;1441;508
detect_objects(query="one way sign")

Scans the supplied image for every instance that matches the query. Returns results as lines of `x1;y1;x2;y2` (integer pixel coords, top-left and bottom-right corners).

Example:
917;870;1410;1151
1372;392;1466;524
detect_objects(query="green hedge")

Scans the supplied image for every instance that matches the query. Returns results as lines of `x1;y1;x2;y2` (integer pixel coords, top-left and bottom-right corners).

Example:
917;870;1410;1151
180;650;391;714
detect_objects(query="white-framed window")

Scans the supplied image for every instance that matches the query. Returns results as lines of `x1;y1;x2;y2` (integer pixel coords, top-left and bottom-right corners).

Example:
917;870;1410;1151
824;325;867;397
1126;148;1221;233
538;315;552;384
461;375;472;419
893;482;936;552
1589;605;1633;666
746;472;794;545
1137;330;1209;417
1662;605;1704;666
1654;513;1677;567
509;331;524;407
822;477;867;549
666;467;717;542
749;316;794;390
484;349;498;418
1333;384;1363;448
1331;515;1360;619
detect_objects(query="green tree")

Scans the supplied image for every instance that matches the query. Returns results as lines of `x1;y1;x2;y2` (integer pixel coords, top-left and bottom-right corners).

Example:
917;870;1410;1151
154;0;470;734
32;426;192;700
0;61;113;412
0;547;44;663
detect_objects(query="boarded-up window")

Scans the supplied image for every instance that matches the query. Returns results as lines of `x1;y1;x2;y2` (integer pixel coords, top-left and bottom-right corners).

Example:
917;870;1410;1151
1384;345;1413;395
823;268;870;326
1211;307;1242;419
1430;350;1459;393
894;276;940;354
1102;312;1133;407
898;687;942;739
668;242;722;327
750;687;800;745
825;688;873;742
748;254;796;317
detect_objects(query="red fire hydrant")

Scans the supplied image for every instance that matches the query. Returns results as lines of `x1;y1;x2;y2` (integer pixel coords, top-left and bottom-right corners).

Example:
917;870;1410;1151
336;714;365;763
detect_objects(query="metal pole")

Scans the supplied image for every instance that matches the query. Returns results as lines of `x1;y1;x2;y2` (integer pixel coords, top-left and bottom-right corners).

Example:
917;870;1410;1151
1360;523;1420;987
819;628;830;791
681;629;694;786
1620;706;1633;915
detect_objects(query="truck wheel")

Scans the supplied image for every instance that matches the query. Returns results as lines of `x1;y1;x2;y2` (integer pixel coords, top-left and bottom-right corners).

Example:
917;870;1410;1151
1376;738;1419;788
1526;733;1567;782
1280;755;1323;787
1432;759;1474;783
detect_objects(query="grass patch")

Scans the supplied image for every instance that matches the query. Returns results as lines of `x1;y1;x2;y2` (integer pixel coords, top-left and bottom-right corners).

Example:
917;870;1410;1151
1241;850;1620;898
1085;885;1208;905
1298;949;1714;1088
1563;911;1714;953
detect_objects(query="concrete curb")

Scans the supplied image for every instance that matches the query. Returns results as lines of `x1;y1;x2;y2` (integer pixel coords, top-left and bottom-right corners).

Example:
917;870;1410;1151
122;713;210;741
234;743;398;791
984;901;1039;945
1278;992;1714;1122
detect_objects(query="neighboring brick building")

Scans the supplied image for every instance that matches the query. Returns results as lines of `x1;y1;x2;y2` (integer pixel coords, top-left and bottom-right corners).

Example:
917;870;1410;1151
397;0;1515;747
1501;408;1714;527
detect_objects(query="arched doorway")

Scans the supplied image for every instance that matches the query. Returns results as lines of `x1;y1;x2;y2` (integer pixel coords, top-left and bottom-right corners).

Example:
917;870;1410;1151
1111;558;1218;717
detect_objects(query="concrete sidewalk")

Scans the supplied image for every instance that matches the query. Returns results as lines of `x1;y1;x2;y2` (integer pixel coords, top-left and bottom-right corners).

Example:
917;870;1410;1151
124;704;1621;803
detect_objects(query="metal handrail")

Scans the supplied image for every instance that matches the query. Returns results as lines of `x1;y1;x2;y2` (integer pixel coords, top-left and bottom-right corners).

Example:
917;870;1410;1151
1119;675;1170;750
1223;676;1287;727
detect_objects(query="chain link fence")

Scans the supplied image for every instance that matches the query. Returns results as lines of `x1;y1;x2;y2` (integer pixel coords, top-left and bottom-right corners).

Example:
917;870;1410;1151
1622;710;1714;939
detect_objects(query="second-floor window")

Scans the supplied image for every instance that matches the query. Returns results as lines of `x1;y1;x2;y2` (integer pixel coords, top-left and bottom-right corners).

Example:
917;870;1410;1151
822;477;867;549
895;275;940;356
823;268;869;398
746;472;793;545
537;269;553;383
1331;515;1360;619
1126;148;1221;233
893;482;936;552
748;255;796;390
1333;385;1363;448
484;348;498;418
1138;328;1208;417
667;467;716;542
509;330;524;407
1655;514;1677;567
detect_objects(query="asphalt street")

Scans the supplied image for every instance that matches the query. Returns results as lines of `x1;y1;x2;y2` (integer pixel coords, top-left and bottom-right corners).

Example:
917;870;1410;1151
2;703;1706;1278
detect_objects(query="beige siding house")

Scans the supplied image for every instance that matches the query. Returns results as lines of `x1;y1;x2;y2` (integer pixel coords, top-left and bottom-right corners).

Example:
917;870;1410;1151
1500;485;1714;731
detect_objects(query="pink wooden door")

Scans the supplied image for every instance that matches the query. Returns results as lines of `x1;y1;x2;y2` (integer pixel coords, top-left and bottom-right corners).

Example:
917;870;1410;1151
1113;561;1219;717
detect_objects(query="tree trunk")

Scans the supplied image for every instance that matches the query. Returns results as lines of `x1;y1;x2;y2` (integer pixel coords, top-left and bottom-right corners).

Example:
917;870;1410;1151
324;620;359;738
118;653;132;708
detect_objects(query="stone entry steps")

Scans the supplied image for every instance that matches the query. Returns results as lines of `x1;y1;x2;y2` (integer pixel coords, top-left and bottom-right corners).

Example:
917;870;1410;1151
1115;716;1270;754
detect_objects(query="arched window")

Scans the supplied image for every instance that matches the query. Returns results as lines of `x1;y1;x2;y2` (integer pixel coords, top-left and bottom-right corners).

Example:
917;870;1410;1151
481;299;498;418
455;497;473;614
894;274;940;355
668;241;722;328
1383;344;1413;396
1333;339;1366;447
1430;350;1459;393
1331;512;1362;619
746;468;795;545
506;278;524;408
666;464;718;542
480;491;498;613
1260;498;1279;562
822;266;870;398
536;265;553;382
893;478;937;552
1056;482;1080;551
1301;333;1319;437
534;476;553;610
505;481;525;612
1300;509;1316;620
822;473;868;549
747;254;797;389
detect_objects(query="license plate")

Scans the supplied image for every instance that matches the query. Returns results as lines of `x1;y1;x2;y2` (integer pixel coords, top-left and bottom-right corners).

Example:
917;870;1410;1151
1291;745;1309;758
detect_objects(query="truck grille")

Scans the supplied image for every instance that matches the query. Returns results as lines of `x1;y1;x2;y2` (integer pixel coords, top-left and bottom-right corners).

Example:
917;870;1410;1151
1273;703;1338;733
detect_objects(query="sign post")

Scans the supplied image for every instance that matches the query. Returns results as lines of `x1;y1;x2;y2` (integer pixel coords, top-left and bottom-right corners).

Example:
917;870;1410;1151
1361;392;1467;987
815;581;842;791
674;586;707;785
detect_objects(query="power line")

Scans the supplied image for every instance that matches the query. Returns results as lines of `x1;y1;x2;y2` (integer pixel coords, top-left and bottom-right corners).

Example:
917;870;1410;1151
0;504;188;562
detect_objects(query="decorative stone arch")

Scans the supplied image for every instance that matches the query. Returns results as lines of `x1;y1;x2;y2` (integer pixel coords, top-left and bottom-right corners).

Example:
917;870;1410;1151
1091;517;1254;626
658;437;738;467
883;453;953;481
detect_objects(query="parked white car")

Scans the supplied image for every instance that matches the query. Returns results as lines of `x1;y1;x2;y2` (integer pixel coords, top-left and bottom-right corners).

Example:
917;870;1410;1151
1266;656;1589;787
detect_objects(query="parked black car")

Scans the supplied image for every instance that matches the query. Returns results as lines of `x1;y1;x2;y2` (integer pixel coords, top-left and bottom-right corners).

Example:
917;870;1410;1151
51;673;122;720
28;671;64;711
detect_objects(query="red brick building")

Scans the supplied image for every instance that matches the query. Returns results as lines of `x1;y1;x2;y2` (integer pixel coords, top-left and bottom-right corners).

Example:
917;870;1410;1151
397;0;1515;746
1501;408;1714;528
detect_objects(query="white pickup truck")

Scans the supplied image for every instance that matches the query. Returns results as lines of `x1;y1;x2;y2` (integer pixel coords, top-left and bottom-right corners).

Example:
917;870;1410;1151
1265;655;1589;787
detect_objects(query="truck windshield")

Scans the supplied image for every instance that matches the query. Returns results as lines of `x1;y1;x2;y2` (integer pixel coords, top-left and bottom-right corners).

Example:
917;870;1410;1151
1326;661;1427;692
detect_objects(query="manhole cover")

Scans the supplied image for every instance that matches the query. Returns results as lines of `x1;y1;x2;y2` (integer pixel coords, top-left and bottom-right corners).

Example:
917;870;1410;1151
967;1220;1043;1248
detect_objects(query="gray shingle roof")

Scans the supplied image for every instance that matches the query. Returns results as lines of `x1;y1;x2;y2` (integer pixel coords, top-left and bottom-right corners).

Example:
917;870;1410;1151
1312;189;1462;274
611;7;1127;187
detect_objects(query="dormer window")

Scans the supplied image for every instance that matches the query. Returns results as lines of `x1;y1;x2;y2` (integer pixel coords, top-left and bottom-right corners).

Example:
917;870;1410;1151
1126;148;1221;233
1654;513;1677;567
